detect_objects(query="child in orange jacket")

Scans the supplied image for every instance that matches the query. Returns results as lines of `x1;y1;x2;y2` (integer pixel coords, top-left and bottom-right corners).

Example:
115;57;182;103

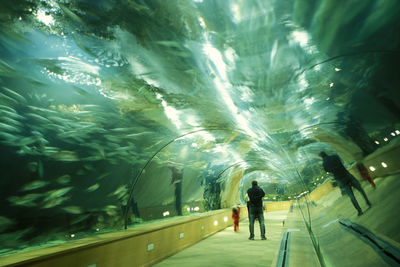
232;206;240;232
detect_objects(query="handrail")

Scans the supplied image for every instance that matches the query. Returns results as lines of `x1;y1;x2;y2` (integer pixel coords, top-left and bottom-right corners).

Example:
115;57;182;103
123;127;234;229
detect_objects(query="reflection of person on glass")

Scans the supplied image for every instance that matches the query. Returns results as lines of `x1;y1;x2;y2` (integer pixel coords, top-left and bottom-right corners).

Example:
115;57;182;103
247;180;266;240
356;162;376;188
169;165;183;216
319;152;371;216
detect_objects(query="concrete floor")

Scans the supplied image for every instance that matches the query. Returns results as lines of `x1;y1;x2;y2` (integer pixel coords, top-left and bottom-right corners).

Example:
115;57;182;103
154;211;288;267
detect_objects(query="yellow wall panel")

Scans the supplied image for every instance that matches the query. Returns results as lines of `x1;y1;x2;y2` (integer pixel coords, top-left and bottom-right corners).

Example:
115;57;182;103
1;209;247;267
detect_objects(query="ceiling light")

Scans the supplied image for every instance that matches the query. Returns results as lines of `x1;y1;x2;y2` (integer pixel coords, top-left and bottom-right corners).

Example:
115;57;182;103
369;166;376;172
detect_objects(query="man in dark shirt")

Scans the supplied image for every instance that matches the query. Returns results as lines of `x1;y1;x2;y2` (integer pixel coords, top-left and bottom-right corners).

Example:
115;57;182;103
247;180;266;240
319;152;371;216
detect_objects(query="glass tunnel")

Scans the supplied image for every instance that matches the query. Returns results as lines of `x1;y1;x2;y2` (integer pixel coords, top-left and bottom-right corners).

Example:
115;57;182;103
0;0;399;266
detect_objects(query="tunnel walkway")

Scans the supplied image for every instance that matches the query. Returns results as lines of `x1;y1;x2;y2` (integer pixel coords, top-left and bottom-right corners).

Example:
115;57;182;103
153;210;288;266
154;174;400;267
153;209;320;267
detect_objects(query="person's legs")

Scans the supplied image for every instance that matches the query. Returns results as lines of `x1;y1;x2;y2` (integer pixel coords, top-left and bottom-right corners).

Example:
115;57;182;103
256;207;266;239
368;177;377;188
343;185;363;215
351;178;372;206
248;207;255;239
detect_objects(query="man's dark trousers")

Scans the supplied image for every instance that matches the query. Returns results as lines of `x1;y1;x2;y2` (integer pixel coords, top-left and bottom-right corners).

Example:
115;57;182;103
249;206;265;239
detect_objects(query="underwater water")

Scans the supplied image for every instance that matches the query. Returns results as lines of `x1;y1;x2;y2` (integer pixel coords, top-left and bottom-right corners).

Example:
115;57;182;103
0;0;399;257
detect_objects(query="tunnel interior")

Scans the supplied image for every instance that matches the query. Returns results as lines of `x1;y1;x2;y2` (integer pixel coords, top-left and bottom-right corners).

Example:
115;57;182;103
0;0;399;264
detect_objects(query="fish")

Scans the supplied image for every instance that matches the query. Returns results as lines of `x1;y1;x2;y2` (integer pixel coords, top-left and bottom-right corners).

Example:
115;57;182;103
42;146;61;156
80;155;104;161
106;151;122;157
109;185;128;198
31;130;43;137
97;172;110;180
104;205;118;216
110;127;137;133
0;116;24;127
115;145;135;152
0;109;25;120
26;112;51;124
58;3;85;25
0;122;21;133
13;136;41;146
0;92;18;105
49;150;79;161
86;183;100;192
47;116;72;125
57;131;84;139
71;214;91;224
0;104;17;113
56;174;71;184
44;187;73;202
8;194;42;207
126;1;151;12
17;146;43;156
0;131;16;142
62;206;83;214
42;196;70;208
2;87;27;103
27;105;57;114
83;164;94;171
125;132;151;138
0;58;16;75
72;36;97;58
38;136;50;145
80;104;102;110
104;135;120;142
20;180;49;191
155;41;182;48
71;86;91;96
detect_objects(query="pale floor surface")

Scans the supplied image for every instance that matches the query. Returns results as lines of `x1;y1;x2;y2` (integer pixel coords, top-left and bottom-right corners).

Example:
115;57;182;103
153;211;288;267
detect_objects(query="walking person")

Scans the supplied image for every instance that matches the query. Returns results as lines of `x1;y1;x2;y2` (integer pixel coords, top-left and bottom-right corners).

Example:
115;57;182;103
319;152;372;216
247;180;266;240
231;206;240;232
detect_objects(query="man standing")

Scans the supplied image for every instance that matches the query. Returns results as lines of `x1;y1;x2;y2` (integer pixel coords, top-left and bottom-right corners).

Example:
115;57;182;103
319;152;371;216
247;180;266;240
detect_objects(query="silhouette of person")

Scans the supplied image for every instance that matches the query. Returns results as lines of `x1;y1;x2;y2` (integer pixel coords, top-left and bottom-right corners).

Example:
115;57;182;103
247;180;266;240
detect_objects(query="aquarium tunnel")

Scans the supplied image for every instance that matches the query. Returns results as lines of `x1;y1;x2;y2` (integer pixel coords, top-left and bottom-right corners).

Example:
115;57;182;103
1;0;400;266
